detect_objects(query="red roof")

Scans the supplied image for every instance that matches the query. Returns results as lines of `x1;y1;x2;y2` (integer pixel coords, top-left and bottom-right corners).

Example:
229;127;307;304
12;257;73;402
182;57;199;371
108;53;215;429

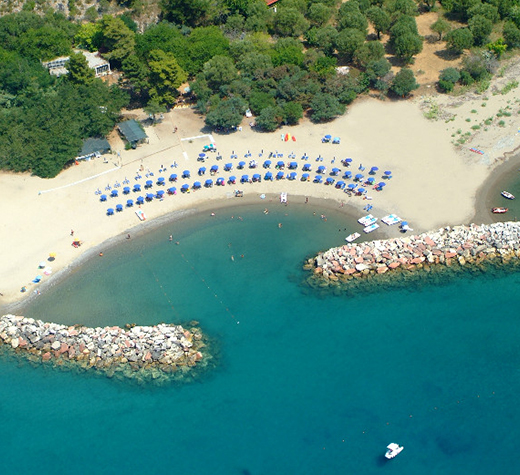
266;0;279;5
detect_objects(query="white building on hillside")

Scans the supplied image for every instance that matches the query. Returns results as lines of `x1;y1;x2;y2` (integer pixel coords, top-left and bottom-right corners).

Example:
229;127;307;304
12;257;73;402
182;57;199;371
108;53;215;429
42;50;111;78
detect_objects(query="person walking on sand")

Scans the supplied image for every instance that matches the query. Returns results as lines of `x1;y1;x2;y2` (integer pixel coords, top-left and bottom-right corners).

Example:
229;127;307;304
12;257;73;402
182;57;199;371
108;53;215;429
70;229;74;236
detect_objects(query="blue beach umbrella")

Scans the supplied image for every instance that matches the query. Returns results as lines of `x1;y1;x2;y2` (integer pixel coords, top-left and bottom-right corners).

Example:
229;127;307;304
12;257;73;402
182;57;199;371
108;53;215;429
182;170;190;178
303;163;311;171
343;171;352;179
126;199;134;207
326;177;335;184
123;186;131;194
344;158;353;163
265;171;273;180
317;165;326;173
325;134;332;140
347;183;357;190
263;160;271;168
276;171;285;180
145;180;153;188
229;176;236;183
355;173;364;181
241;175;249;183
314;175;323;183
181;184;189;192
216;177;225;185
224;163;233;171
336;181;345;189
277;161;285;168
366;177;375;184
167;187;176;194
116;204;123;212
370;166;379;174
378;182;386;188
331;167;340;175
146;193;154;201
107;208;114;215
289;161;298;169
169;174;177;182
252;173;261;182
100;194;107;202
384;170;392;176
156;190;165;198
238;161;246;169
357;187;366;194
211;165;218;172
157;177;165;184
193;181;202;189
289;172;297;180
205;179;213;187
198;153;206;161
136;196;144;204
302;173;310;181
198;167;206;175
133;184;141;192
111;189;118;197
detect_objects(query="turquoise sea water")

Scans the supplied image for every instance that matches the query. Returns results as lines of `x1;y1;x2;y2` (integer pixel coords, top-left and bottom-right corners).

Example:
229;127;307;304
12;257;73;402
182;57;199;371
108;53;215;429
5;203;520;474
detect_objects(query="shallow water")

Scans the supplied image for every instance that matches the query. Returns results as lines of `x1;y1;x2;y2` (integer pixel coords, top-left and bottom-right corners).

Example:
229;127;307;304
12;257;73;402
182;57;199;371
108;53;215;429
8;203;520;474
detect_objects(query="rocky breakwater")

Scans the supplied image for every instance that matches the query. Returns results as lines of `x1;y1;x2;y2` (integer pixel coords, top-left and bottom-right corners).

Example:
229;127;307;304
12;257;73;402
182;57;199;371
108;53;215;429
0;315;210;385
303;221;520;294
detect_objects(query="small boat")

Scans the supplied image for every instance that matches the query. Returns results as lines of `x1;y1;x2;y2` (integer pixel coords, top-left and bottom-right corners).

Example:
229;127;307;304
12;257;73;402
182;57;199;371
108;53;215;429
345;232;360;243
135;209;147;221
357;214;376;226
280;192;288;203
385;443;404;459
363;223;379;233
492;207;508;214
381;214;402;226
501;191;515;200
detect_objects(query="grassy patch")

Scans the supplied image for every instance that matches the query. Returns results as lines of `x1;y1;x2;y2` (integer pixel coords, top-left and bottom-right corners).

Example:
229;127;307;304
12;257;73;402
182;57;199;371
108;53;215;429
499;120;506;127
499;80;519;95
471;125;481;130
471;109;477;113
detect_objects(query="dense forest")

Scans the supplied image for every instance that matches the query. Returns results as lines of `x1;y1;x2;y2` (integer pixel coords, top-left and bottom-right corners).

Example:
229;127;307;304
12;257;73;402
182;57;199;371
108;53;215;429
1;0;520;177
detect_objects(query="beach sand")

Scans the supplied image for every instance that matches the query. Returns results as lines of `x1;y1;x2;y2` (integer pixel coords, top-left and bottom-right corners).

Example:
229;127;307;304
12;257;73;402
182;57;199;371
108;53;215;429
3;63;520;308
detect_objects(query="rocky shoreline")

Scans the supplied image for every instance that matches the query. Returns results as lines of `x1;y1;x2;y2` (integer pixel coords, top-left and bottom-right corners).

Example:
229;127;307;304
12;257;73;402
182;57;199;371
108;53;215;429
0;314;210;385
303;222;520;293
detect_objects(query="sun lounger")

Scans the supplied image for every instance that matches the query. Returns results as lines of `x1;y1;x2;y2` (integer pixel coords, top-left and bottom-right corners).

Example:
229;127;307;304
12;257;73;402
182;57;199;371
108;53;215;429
357;214;375;226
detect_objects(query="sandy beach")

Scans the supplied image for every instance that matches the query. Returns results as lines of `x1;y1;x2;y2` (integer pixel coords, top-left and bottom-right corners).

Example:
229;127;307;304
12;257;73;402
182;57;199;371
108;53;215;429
2;59;520;308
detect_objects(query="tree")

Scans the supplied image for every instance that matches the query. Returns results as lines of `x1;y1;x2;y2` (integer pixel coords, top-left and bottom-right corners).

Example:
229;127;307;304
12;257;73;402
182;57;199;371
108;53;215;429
67;51;95;85
305;26;338;56
160;0;212;27
248;90;276;115
366;7;390;40
430;18;451;41
271;38;305;67
99;16;135;67
393;32;423;63
486;38;507;57
202;55;238;92
354;41;385;67
121;55;150;96
256;105;283;131
438;67;460;92
503;21;520;48
237;52;273;77
205;96;246;129
309;92;345;122
446;28;474;53
74;23;102;51
336;28;365;61
307;3;333;26
147;49;187;106
390;67;418;96
17;25;72;61
338;9;368;35
274;7;310;37
188;26;230;75
468;3;499;23
386;0;418;17
468;15;493;46
144;99;167;122
282;101;303;125
365;58;391;81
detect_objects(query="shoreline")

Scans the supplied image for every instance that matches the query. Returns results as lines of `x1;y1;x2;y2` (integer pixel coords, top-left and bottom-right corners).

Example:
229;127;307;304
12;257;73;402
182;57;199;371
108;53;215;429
3;81;520;308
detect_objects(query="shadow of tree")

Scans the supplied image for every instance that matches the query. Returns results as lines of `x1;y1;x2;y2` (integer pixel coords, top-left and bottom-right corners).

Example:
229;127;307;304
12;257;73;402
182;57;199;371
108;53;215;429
434;48;462;61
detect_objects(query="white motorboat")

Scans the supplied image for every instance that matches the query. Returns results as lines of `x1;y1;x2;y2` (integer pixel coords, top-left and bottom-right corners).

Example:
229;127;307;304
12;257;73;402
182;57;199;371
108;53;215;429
501;191;515;200
345;232;360;243
385;443;404;459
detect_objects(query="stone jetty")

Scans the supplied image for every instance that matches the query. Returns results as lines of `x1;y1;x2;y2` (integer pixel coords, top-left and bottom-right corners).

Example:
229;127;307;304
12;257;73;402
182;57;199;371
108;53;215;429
0;314;210;385
304;221;520;292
